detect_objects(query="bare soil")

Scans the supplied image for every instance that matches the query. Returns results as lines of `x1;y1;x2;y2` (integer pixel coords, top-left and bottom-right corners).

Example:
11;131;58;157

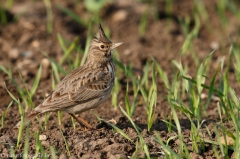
0;0;239;158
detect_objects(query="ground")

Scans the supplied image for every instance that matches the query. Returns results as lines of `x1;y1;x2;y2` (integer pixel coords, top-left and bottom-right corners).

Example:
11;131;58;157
0;0;239;158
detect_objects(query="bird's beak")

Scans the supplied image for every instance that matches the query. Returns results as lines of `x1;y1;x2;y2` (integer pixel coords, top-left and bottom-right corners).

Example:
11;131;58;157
111;42;124;50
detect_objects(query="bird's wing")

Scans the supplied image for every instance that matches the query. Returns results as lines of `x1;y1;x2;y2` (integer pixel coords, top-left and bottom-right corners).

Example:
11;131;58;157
35;66;113;112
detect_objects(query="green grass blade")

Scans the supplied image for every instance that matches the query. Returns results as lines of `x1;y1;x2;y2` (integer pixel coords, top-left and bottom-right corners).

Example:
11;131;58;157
154;131;182;159
125;81;131;116
4;82;19;104
205;63;220;109
41;51;67;75
23;126;30;159
106;120;133;143
50;146;57;159
1;100;13;128
43;0;53;34
30;65;42;98
9;146;16;159
80;23;92;66
59;37;79;65
0;65;12;80
119;106;141;134
57;33;67;55
181;75;224;97
59;128;71;156
139;9;149;36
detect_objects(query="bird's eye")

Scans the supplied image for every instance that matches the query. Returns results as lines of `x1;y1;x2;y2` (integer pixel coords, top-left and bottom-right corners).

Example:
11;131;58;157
100;45;104;49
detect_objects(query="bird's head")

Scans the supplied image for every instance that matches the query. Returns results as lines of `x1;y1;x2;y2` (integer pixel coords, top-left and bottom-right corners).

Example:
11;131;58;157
87;24;123;62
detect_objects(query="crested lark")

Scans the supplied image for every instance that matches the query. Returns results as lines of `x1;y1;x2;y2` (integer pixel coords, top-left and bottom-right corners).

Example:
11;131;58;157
16;24;123;128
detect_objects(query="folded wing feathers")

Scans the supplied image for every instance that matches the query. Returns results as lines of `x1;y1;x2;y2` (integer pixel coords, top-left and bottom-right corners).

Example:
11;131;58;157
34;69;112;112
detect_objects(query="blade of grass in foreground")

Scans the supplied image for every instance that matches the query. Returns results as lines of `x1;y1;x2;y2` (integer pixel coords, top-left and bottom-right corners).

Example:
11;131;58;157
154;131;182;159
59;128;71;156
119;106;151;158
80;23;92;66
23;126;30;159
93;112;134;143
43;0;53;34
30;65;42;98
205;62;220;109
9;146;16;159
34;132;48;159
181;75;224;96
102;118;133;143
147;62;157;131
4;83;24;147
111;76;120;108
57;33;67;55
119;106;141;134
1;101;13;128
59;36;79;65
139;8;149;36
16;69;33;109
0;7;7;25
170;103;190;157
119;104;152;158
131;140;139;159
152;57;170;89
50;146;57;159
0;64;13;81
17;99;24;148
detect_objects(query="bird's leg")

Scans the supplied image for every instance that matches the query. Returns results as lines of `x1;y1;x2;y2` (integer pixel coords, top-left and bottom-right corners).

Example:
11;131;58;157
69;113;92;129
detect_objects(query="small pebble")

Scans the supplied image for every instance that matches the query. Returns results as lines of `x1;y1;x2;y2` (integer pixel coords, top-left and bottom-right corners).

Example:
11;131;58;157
2;148;9;158
39;134;47;141
107;119;117;125
22;21;35;30
41;58;50;68
112;10;128;22
21;51;33;58
186;74;192;79
219;135;233;146
201;93;220;102
31;40;40;48
210;41;220;50
41;58;50;80
124;49;131;55
200;93;207;99
8;48;20;60
41;140;49;147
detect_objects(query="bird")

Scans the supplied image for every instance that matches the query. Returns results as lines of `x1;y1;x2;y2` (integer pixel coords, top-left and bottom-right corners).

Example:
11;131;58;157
16;24;123;129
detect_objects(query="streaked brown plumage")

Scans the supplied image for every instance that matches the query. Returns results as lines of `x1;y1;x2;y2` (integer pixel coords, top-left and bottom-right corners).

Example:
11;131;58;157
16;24;123;128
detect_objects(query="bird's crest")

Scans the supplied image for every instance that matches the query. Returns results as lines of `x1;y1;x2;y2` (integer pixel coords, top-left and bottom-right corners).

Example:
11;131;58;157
95;24;111;43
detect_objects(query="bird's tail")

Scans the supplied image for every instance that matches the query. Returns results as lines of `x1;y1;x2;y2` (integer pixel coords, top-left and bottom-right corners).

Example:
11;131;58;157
16;110;41;128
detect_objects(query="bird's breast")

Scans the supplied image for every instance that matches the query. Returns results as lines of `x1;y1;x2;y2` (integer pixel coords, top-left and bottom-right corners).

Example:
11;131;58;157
107;62;114;78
